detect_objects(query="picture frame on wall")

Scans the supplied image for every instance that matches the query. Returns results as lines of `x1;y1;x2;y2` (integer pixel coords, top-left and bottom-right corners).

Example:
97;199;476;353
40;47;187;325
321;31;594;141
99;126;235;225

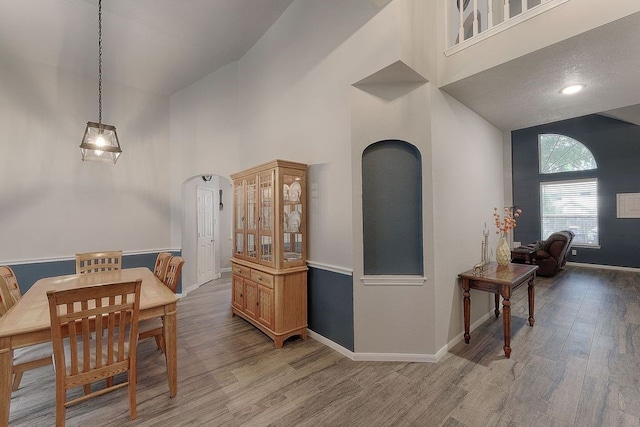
616;193;640;218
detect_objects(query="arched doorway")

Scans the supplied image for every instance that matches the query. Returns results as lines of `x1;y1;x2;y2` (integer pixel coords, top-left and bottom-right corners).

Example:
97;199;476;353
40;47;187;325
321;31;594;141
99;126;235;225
180;174;233;295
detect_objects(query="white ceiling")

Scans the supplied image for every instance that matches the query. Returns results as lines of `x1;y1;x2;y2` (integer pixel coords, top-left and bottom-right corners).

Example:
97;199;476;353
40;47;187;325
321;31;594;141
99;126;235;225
441;11;640;131
1;1;638;131
0;0;294;95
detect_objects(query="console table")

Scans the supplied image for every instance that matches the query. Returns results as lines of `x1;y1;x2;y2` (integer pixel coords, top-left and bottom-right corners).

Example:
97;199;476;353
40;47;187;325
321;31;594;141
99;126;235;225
458;262;538;358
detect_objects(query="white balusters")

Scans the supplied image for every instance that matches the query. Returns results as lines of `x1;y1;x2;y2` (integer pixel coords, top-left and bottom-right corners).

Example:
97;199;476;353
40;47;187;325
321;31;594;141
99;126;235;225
448;0;570;51
487;0;494;29
473;0;479;36
458;0;465;43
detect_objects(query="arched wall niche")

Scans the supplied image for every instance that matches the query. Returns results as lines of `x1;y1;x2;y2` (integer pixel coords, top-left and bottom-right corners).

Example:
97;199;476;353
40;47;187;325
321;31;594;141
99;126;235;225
362;140;423;276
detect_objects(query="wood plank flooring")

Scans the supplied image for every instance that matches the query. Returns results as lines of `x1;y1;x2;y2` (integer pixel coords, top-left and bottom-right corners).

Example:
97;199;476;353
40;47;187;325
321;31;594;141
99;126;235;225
8;265;640;426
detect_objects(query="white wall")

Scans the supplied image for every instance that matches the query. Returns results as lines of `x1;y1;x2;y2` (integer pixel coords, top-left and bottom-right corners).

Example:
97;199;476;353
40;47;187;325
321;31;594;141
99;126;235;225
236;0;397;269
168;0;505;356
169;62;241;252
351;83;435;355
0;54;171;262
430;88;505;349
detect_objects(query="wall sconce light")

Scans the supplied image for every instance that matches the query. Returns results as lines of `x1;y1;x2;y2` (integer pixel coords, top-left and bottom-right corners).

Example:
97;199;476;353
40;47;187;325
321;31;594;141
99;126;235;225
202;175;212;182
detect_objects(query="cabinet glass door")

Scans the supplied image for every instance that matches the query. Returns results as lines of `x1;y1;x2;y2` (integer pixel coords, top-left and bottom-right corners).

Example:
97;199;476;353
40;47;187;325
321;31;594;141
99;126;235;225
259;172;274;267
283;174;304;266
234;181;245;258
245;176;257;261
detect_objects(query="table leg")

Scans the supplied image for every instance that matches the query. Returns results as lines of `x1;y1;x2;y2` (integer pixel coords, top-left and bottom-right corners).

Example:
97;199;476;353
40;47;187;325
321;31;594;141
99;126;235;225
462;279;471;344
494;294;500;318
528;275;535;327
501;286;511;358
163;303;178;397
0;338;12;425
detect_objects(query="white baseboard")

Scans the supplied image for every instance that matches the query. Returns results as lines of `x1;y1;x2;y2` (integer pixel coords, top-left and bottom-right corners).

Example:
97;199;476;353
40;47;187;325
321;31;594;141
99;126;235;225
308;329;442;363
439;310;494;357
179;282;200;298
567;262;640;272
307;330;355;360
353;352;437;363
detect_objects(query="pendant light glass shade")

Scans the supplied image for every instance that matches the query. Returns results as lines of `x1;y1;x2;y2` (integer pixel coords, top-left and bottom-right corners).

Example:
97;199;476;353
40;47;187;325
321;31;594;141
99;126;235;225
80;122;122;164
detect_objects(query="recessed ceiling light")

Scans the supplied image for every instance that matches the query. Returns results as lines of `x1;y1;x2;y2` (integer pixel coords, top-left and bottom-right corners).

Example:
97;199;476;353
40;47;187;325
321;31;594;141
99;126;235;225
561;84;585;95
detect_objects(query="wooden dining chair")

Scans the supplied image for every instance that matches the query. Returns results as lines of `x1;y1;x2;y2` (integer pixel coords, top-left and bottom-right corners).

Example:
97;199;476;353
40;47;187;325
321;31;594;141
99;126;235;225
0;266;21;309
0;276;10;317
0;266;54;392
47;280;142;426
164;256;185;293
139;256;185;352
75;251;123;274
153;252;172;282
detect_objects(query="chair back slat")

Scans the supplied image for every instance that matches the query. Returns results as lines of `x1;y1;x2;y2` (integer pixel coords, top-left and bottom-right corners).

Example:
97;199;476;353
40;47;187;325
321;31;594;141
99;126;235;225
75;251;123;274
153;252;172;281
0;275;11;316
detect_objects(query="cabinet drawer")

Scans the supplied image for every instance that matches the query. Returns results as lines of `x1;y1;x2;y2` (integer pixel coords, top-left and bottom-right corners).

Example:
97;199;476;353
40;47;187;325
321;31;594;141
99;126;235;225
232;264;251;279
250;270;274;288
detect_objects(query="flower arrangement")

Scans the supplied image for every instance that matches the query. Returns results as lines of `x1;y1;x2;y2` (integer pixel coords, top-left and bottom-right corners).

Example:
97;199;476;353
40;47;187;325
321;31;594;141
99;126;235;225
493;207;522;237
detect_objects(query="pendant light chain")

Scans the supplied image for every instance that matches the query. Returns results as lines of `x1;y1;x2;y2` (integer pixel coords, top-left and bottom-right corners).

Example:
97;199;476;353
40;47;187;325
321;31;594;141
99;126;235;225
98;0;103;126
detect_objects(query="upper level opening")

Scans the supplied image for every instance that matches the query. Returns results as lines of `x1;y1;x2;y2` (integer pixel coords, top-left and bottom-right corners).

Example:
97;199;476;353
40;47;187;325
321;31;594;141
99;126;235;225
445;0;570;53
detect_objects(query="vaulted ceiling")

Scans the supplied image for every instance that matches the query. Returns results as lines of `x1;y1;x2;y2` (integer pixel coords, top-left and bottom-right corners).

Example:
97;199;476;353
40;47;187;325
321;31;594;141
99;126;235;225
1;1;638;131
0;0;294;95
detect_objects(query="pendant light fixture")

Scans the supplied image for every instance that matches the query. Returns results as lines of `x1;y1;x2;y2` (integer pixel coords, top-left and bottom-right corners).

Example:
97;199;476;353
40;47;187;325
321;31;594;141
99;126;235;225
80;0;122;164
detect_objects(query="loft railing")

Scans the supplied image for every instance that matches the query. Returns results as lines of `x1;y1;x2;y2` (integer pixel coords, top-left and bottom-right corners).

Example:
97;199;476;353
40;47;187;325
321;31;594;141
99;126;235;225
445;0;570;54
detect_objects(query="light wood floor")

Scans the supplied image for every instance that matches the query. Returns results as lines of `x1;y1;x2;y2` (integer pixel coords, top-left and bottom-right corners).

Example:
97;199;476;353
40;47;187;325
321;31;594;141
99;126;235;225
9;265;640;426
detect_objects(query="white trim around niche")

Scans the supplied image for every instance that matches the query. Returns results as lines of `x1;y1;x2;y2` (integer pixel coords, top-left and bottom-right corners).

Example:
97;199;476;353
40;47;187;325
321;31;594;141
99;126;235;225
361;275;426;286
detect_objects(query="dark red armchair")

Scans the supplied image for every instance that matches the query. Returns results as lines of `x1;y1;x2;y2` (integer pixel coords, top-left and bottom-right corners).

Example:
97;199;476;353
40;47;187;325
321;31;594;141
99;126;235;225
534;230;575;276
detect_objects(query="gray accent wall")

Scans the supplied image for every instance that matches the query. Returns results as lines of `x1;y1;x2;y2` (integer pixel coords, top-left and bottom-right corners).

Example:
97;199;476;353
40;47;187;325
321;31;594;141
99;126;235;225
9;251;182;295
307;267;354;351
512;114;640;268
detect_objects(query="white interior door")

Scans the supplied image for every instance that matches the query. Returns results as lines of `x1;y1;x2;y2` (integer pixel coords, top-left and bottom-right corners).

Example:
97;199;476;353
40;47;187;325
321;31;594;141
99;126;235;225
197;186;215;285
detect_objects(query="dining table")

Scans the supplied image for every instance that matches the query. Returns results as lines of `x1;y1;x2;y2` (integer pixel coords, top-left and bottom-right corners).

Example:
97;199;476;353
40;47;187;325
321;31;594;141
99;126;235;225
0;267;179;425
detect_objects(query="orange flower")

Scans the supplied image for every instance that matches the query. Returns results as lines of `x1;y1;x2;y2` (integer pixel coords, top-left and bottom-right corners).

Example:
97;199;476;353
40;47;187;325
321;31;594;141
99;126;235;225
493;207;522;237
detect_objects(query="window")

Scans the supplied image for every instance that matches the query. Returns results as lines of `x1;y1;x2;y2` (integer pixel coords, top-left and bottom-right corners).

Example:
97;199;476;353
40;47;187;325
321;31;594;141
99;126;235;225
540;179;598;246
539;134;597;174
538;133;598;246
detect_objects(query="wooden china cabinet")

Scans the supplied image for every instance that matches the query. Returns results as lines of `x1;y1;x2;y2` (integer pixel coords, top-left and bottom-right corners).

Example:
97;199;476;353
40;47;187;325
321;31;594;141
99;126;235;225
230;159;308;348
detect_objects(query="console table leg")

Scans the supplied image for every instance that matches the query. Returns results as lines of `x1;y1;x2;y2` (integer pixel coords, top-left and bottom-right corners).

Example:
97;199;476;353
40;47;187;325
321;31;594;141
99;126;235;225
494;294;500;318
501;291;511;358
528;277;535;326
463;280;471;344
